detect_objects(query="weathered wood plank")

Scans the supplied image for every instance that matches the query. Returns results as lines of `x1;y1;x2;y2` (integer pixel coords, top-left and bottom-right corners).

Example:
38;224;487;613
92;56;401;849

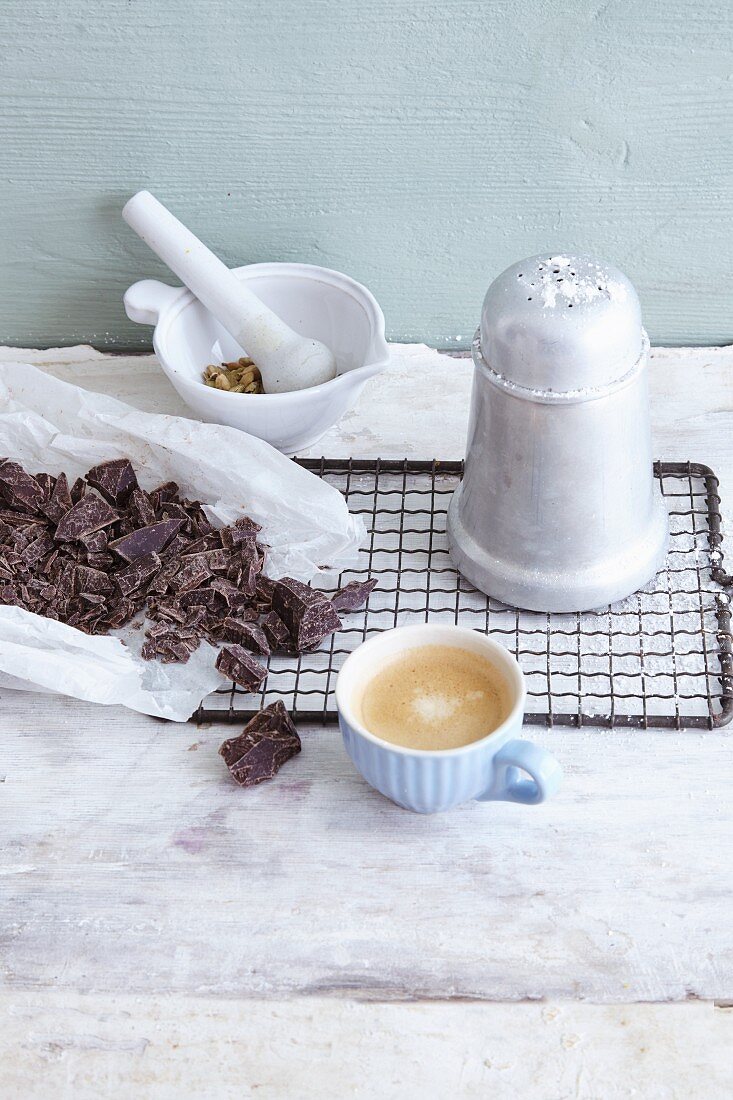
2;696;732;1002
1;992;732;1099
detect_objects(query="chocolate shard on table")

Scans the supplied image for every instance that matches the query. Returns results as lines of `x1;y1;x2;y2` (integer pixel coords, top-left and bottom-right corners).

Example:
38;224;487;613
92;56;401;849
110;518;184;562
54;492;119;542
219;701;301;788
85;458;138;506
330;577;378;612
272;576;341;651
215;644;268;691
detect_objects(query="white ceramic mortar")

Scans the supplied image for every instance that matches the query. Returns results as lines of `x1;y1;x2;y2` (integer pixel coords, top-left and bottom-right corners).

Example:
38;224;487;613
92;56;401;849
124;262;389;454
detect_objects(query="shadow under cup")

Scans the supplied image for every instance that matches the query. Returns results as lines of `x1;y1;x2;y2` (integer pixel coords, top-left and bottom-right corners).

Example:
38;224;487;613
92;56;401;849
335;625;563;814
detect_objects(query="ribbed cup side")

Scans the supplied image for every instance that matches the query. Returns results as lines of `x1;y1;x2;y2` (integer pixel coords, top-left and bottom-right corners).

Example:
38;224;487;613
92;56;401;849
341;721;490;814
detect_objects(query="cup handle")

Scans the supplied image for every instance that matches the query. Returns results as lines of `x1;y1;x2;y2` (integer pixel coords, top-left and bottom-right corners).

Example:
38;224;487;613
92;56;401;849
477;739;563;805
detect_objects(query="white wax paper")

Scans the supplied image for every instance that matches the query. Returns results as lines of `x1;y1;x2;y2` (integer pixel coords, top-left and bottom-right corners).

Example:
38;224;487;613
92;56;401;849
0;362;365;720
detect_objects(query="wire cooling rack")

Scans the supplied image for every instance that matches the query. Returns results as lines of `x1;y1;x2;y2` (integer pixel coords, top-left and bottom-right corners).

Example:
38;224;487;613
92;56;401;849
195;459;733;730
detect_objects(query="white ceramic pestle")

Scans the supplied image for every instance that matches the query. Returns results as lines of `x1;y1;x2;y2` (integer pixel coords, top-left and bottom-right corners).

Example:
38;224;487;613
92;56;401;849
122;191;337;393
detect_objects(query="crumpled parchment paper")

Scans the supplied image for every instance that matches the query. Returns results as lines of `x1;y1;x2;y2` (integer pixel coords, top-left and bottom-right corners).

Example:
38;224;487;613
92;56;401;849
0;362;365;720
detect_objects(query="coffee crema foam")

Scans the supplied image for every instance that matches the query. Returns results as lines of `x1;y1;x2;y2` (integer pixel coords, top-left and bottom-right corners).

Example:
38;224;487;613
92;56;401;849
355;644;512;751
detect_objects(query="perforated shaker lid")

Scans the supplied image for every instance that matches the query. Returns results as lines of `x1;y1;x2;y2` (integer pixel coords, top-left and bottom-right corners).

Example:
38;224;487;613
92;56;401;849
477;254;644;393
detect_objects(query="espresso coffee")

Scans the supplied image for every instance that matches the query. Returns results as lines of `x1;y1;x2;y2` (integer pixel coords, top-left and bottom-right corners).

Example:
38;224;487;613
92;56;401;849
355;644;512;751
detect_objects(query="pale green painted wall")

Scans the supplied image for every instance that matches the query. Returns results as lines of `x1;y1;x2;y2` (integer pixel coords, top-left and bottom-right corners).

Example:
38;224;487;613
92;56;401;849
2;0;732;349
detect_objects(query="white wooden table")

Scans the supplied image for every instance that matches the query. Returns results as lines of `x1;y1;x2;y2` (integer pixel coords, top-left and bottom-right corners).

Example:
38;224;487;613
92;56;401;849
2;344;733;1098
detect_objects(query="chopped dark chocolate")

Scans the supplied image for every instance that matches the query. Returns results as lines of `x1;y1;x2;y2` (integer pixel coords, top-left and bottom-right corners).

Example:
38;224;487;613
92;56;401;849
129;488;157;527
221;618;271;655
72;564;115;595
86;458;138;505
35;472;55;500
110;518;184;562
209;576;250;609
20;531;54;566
0;457;365;687
115;553;162;597
70;477;87;503
169;555;211;593
255;574;275;604
0;461;45;512
218;701;300;788
200;548;230;573
215;644;268;691
79;529;109;555
261;610;291;652
272;576;341;652
330;578;378;612
54;492;118;542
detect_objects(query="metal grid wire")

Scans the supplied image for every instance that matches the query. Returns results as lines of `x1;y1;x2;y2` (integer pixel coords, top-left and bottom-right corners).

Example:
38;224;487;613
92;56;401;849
195;459;733;730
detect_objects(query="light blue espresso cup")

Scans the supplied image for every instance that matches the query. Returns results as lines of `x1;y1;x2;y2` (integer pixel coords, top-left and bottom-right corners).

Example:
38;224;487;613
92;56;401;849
335;624;562;814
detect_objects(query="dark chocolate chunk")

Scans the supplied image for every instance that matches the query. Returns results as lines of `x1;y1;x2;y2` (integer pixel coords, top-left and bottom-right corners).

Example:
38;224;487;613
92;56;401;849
147;596;188;624
215;644;268;691
220;516;261;550
218;701;300;788
54;492;118;542
261;610;292;652
72;564;115;595
221;618;271;655
150;481;179;509
0;461;45;512
85;458;138;505
169;555;211;593
70;477;87;503
255;574;275;604
200;548;230;573
185;532;222;555
110;518;184;562
43;471;73;522
330;578;378;612
35;472;55;499
177;587;224;611
272;576;341;651
79;528;109;554
209;576;251;609
20;531;54;566
115;553;162;597
129;488;157;527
